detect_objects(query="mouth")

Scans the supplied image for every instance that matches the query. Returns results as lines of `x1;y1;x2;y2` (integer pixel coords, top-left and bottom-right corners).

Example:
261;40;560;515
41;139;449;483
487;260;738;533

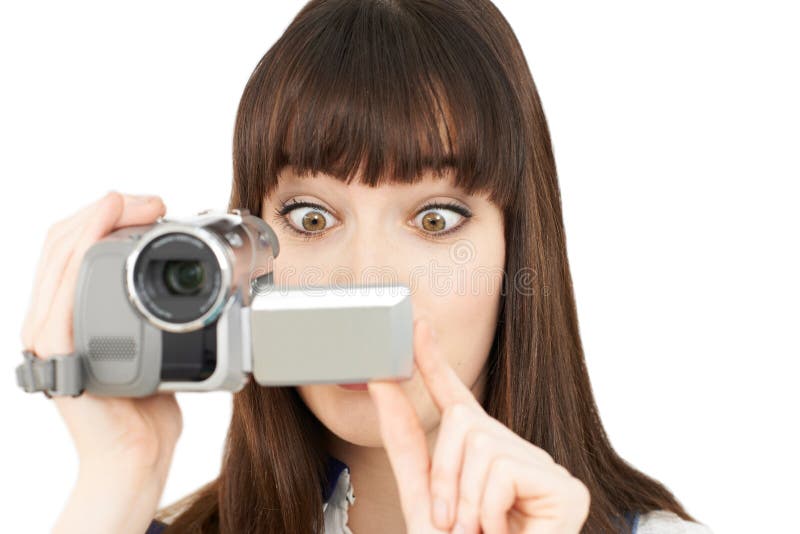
337;369;415;392
338;383;368;391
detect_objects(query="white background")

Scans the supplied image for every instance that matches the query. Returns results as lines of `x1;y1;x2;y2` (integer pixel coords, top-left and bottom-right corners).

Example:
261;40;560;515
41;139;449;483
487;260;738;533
1;1;797;532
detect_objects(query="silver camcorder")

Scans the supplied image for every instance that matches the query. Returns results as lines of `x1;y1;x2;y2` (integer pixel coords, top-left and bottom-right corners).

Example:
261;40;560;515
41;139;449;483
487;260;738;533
16;208;413;397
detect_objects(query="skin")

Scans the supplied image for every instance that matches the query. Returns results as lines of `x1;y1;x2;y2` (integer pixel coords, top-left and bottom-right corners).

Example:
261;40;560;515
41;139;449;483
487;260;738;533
262;167;591;533
261;167;508;531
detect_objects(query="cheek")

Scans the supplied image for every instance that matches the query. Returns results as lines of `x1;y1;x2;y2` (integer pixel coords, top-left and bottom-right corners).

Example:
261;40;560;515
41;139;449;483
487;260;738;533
425;266;502;404
418;243;504;397
271;249;327;287
271;246;361;289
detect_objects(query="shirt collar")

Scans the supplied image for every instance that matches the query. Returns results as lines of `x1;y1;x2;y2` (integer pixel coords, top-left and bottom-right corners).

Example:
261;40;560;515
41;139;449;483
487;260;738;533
323;454;350;503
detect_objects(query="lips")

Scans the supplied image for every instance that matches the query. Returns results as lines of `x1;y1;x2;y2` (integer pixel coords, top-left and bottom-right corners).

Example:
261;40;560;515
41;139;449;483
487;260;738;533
338;383;368;391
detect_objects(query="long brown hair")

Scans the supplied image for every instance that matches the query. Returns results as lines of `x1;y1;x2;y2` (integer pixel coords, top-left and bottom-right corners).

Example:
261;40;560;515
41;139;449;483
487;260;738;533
159;1;701;532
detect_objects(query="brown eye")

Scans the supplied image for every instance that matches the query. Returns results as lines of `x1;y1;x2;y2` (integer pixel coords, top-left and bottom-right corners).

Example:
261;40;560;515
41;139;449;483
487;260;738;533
285;205;338;234
302;211;326;231
413;207;466;234
421;211;445;232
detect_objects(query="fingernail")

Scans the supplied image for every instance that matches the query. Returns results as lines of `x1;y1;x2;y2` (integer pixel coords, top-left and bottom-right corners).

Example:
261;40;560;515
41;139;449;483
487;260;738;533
433;497;449;526
452;521;467;534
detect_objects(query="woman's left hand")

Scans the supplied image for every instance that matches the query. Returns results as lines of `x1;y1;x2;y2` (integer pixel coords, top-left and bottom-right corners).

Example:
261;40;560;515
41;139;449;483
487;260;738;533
367;319;591;534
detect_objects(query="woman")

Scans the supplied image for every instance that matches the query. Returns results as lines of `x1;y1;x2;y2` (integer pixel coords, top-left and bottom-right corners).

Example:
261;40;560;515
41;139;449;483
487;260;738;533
23;1;713;533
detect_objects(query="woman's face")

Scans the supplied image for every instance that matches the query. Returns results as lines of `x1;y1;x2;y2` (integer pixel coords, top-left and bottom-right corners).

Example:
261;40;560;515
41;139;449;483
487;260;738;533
260;166;505;447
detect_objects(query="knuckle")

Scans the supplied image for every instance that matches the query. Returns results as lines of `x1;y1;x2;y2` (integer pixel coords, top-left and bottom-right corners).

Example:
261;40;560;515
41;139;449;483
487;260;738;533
457;494;479;519
493;455;513;476
105;190;124;206
466;429;492;453
554;463;571;477
103;192;125;219
430;463;454;489
539;448;556;465
444;401;474;425
571;477;591;507
44;223;61;244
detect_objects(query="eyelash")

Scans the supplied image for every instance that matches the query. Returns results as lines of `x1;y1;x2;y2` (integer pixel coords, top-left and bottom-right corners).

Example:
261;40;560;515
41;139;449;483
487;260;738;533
273;199;473;241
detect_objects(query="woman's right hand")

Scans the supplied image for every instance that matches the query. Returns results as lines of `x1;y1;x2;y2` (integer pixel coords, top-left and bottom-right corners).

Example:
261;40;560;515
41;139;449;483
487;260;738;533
20;192;183;534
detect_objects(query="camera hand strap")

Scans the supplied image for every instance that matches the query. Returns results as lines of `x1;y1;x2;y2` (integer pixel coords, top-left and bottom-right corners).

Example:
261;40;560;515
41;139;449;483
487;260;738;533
16;350;84;397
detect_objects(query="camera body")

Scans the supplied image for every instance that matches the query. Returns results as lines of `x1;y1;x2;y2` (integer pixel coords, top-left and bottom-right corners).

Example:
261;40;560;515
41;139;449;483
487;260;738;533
47;207;414;397
73;208;276;396
17;208;414;397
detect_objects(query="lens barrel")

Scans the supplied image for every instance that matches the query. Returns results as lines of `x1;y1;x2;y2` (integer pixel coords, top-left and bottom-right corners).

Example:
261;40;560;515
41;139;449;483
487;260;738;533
129;232;224;327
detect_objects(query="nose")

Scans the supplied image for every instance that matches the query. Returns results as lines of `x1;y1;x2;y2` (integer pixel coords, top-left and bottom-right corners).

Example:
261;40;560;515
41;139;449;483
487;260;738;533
336;226;404;288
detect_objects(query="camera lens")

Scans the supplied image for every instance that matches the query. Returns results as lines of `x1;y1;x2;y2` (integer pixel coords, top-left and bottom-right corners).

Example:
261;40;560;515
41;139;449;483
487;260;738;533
164;260;205;295
131;232;224;325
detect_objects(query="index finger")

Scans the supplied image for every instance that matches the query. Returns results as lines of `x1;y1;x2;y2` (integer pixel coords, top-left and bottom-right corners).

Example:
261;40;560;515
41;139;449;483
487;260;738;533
366;379;433;521
413;319;482;415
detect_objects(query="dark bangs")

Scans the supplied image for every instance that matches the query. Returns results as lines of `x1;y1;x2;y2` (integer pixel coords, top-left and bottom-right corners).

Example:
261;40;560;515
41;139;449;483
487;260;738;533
233;0;524;211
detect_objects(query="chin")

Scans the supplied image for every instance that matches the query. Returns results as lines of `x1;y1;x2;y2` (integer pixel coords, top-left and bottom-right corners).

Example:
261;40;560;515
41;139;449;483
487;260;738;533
297;383;386;447
325;418;385;448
